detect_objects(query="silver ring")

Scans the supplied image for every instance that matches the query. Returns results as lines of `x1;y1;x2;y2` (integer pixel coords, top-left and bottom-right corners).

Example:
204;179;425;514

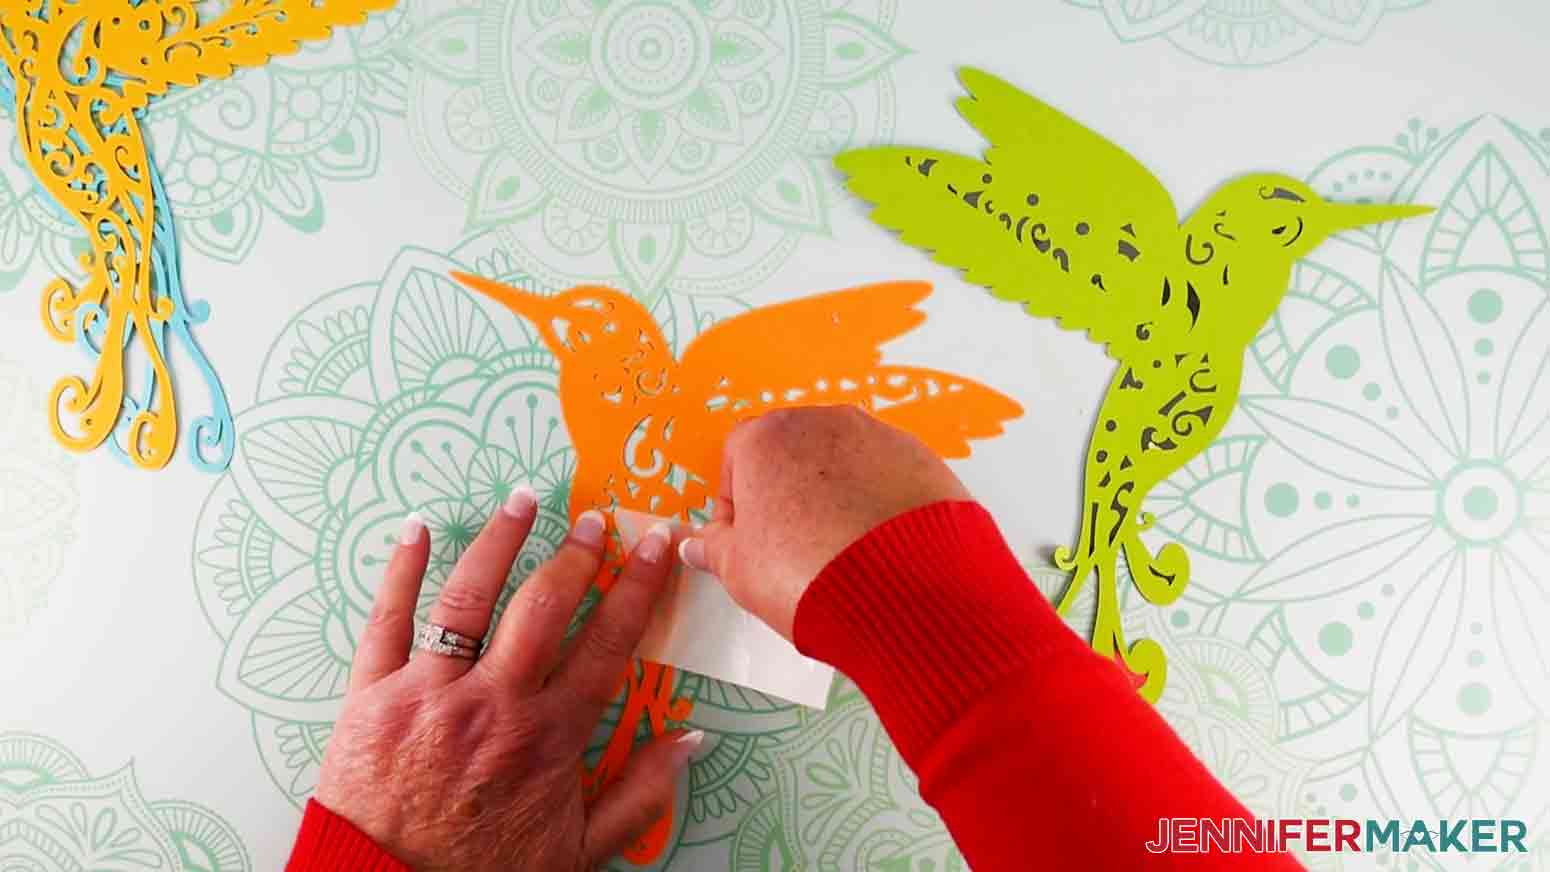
413;623;482;661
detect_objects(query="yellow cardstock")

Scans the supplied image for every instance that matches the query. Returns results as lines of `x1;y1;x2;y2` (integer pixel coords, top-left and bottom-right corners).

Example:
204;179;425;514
0;0;394;469
835;68;1432;701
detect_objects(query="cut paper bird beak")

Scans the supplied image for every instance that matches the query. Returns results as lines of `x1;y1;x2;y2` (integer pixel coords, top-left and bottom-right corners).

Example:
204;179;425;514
1319;201;1435;233
450;270;553;323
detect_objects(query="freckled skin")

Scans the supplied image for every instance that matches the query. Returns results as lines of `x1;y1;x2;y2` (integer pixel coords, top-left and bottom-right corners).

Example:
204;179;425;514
837;68;1432;700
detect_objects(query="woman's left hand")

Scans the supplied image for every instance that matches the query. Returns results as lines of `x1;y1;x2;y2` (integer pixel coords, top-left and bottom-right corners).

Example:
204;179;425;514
312;489;699;872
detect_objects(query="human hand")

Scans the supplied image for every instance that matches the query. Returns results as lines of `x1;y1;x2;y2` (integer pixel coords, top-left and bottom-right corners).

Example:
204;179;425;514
678;406;970;642
314;490;699;872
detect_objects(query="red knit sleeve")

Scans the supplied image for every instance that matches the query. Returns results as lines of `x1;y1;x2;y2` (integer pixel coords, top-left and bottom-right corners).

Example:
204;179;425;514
792;500;1304;871
286;799;408;872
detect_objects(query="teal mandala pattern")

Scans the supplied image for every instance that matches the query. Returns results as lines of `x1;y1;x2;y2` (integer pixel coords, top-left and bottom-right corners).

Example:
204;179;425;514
1143;115;1550;867
0;733;250;871
0;357;77;638
729;679;963;872
145;6;411;263
193;239;582;800
0;124;82;293
1068;0;1431;67
404;0;904;301
191;232;957;869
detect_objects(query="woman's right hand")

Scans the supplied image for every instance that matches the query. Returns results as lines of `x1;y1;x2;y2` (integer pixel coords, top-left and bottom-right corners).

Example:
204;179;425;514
679;406;970;641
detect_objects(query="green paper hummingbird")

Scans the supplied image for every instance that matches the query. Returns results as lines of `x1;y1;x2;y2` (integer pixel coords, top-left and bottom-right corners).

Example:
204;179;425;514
834;68;1432;702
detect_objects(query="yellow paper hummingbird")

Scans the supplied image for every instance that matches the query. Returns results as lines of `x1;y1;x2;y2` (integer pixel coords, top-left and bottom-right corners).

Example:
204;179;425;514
0;0;393;469
835;68;1432;701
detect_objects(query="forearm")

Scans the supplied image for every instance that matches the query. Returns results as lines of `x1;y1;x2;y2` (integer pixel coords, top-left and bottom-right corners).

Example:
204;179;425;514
793;500;1301;870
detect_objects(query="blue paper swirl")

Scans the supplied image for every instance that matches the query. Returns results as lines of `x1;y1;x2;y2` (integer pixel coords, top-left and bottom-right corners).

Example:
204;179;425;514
0;69;235;472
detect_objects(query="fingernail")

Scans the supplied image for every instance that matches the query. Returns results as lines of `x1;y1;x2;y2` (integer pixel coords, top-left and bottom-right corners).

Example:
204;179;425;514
502;485;537;518
671;729;705;769
637;522;671;563
572;510;606;548
398;511;425;546
679;538;708;572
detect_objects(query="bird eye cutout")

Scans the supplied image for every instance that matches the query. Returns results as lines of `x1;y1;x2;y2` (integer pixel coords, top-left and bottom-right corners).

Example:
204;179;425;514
1272;225;1288;235
1259;186;1306;203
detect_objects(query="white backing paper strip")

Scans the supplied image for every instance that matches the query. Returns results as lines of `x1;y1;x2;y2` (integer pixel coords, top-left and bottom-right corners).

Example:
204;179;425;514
615;510;834;710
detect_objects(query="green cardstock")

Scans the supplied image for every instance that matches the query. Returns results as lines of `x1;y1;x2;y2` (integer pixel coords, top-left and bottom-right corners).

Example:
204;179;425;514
834;68;1432;701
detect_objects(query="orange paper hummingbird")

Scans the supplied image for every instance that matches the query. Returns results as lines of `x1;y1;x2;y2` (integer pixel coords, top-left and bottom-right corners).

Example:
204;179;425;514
453;272;1023;862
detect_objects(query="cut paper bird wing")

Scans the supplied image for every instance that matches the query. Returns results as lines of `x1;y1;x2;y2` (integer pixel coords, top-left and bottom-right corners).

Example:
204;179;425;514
835;67;1184;364
95;0;396;110
862;364;1026;458
665;281;1023;479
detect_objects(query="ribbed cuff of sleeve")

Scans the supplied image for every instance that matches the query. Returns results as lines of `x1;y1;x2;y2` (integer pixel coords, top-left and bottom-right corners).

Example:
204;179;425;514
286;799;408;872
792;500;1091;766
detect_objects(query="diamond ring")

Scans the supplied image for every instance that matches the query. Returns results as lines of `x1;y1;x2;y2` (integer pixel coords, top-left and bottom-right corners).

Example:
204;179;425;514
412;623;482;661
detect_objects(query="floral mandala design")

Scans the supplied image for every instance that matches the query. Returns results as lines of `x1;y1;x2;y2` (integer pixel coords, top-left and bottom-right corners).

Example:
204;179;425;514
729;679;961;872
0;732;250;871
148;5;412;264
0;357;77;638
194;231;952;869
0;131;83;293
1136;115;1550;864
1068;0;1432;67
194;238;582;801
405;0;904;302
0;4;409;288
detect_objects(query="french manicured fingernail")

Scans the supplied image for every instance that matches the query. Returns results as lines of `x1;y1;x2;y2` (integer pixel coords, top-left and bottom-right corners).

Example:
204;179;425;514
399;511;425;546
672;729;705;769
637;522;671;563
502;485;537;518
572;510;606;548
678;538;708;572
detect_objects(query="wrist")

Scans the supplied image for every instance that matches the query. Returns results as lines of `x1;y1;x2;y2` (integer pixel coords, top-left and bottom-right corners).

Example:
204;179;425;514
791;500;1090;763
289;799;409;872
